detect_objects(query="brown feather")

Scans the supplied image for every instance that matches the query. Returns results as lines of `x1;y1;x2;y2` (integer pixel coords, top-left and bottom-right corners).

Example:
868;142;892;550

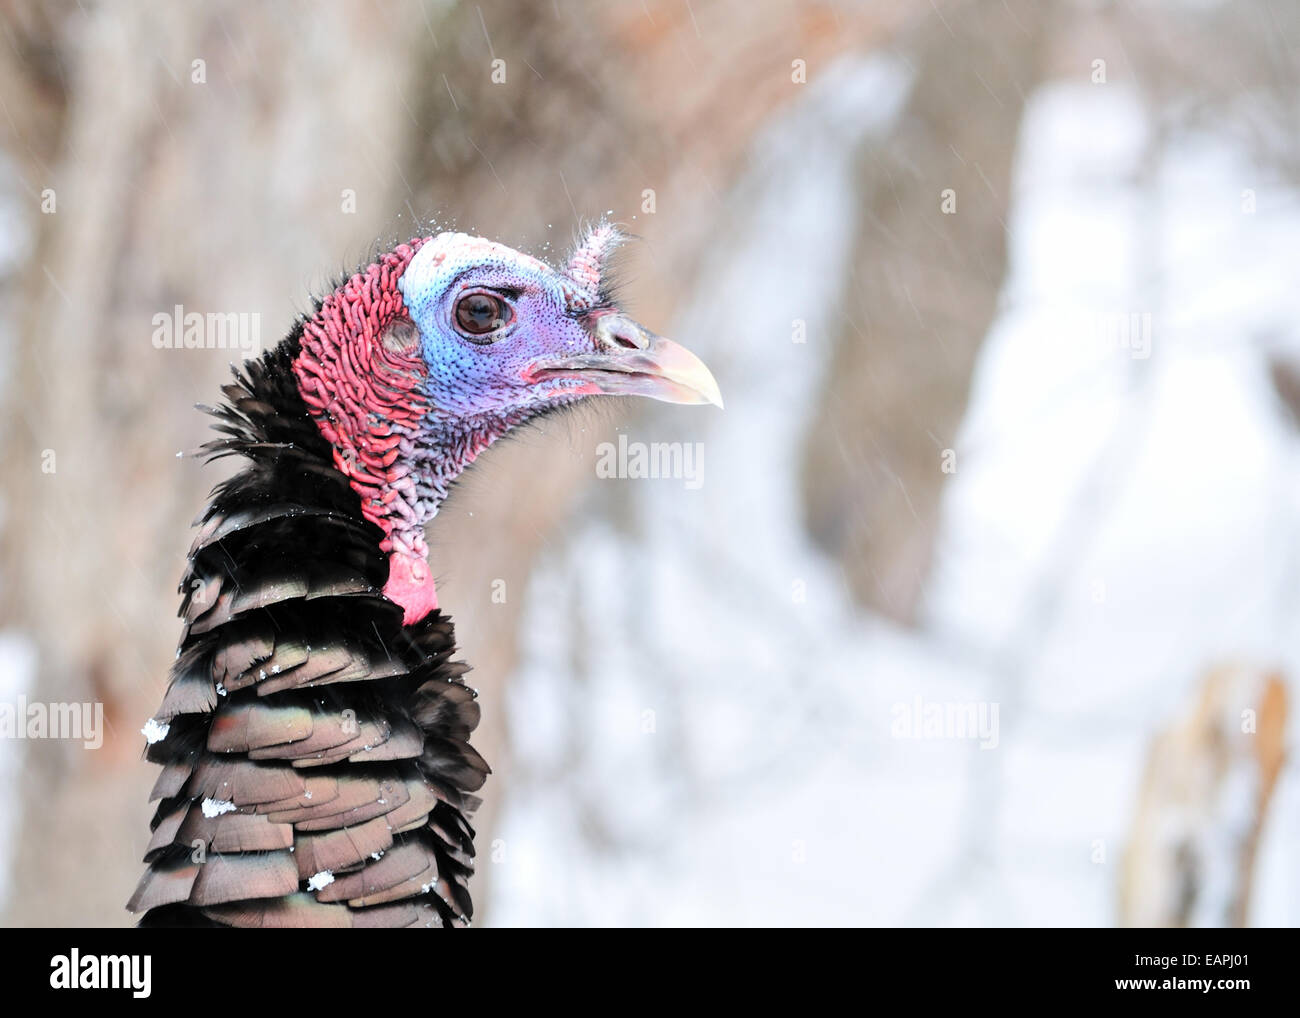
186;757;307;805
208;702;313;753
188;852;299;906
202;893;353;928
315;841;436;904
126;859;200;912
149;759;194;801
294;816;395;877
293;777;410;832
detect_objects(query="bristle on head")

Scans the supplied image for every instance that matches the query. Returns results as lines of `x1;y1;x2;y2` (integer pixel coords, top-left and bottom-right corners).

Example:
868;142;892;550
564;220;626;309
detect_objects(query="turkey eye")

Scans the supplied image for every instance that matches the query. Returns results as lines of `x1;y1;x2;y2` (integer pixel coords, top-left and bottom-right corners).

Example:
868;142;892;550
454;291;512;340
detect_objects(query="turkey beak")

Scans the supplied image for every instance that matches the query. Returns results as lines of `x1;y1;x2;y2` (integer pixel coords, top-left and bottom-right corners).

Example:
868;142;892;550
530;314;723;408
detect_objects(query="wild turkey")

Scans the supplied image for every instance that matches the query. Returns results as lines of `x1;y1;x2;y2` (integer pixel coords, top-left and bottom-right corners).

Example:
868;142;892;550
127;224;722;927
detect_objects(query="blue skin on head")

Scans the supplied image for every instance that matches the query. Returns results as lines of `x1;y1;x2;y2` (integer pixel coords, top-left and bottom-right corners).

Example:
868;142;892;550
399;232;598;423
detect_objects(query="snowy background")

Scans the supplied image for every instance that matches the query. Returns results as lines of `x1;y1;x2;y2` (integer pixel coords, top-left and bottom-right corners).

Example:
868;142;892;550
494;58;1300;926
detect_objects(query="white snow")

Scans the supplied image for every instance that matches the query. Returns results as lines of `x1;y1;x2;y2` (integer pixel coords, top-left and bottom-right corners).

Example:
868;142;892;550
140;718;170;745
306;870;334;891
200;798;237;818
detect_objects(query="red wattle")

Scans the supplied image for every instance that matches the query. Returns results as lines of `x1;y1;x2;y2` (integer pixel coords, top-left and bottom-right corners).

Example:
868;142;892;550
384;549;439;625
292;239;442;627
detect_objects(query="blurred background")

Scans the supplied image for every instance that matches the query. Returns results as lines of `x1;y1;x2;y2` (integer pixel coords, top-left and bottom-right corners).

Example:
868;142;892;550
0;0;1297;927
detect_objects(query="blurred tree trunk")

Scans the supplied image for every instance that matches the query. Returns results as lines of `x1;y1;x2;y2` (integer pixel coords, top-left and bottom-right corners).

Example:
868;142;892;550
799;0;1050;624
0;0;442;926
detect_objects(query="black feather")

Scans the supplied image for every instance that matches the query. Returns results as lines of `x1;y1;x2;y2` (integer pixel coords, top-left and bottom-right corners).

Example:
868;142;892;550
130;334;484;929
